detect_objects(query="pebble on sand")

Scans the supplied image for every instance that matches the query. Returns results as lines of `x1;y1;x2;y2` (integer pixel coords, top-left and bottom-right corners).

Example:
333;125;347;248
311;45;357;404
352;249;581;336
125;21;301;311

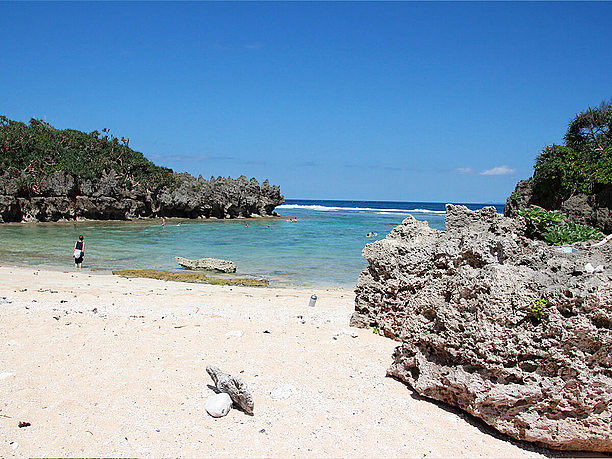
225;330;244;338
270;384;295;400
205;392;232;418
0;371;15;380
332;329;358;339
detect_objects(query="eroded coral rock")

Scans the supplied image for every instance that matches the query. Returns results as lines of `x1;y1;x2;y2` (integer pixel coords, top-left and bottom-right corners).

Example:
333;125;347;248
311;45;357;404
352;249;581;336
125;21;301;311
206;365;254;415
0;171;284;222
352;205;612;452
176;256;236;273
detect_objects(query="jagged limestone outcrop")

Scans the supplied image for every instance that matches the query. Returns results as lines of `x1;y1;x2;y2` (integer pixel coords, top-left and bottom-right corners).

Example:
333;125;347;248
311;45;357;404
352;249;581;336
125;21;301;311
0;170;283;222
0;117;283;222
352;205;611;452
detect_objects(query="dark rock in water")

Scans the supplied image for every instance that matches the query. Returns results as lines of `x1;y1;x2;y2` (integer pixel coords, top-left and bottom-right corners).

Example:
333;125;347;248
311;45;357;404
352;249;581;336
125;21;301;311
352;205;612;452
206;365;254;415
175;256;236;273
0;170;283;222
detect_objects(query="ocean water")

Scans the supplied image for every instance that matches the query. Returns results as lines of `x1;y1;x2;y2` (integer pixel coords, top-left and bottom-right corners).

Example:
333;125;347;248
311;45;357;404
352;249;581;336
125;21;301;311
0;200;503;288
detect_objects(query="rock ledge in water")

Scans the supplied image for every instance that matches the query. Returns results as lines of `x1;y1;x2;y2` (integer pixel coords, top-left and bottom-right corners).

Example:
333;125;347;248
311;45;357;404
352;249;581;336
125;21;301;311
176;256;236;273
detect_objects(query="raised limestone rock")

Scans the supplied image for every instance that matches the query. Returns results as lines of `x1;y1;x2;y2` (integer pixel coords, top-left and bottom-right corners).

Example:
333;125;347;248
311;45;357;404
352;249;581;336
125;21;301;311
352;205;612;452
0;170;283;222
175;256;236;273
0;118;284;222
206;365;254;415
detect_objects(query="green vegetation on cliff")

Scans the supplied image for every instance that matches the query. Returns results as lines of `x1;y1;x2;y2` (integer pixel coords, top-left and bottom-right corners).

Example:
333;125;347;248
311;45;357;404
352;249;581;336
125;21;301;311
0;116;283;222
533;100;612;199
0;116;177;191
517;207;603;245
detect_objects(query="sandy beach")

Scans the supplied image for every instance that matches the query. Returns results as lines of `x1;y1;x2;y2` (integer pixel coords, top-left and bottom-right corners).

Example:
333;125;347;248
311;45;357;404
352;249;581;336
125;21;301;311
0;265;569;457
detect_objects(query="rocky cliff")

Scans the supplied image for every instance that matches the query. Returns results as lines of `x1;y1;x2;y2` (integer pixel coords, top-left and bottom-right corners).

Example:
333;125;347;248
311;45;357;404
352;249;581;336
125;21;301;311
352;205;611;452
0;170;283;222
0;116;284;222
503;100;611;234
505;179;612;234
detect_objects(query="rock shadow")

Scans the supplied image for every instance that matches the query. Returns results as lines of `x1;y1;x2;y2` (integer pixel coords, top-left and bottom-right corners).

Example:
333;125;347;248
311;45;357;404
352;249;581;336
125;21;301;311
387;375;610;459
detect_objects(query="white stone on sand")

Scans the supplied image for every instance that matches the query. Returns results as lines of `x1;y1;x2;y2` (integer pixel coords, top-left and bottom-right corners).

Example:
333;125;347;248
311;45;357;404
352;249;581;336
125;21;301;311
270;384;295;400
225;330;244;338
332;328;358;339
205;393;232;418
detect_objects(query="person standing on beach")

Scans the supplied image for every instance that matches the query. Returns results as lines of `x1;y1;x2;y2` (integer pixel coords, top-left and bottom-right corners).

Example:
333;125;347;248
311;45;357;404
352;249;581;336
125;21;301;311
74;235;85;269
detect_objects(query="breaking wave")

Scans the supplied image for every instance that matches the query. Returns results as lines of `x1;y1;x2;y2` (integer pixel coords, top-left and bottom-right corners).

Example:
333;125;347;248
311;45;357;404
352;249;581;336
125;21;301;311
276;204;446;214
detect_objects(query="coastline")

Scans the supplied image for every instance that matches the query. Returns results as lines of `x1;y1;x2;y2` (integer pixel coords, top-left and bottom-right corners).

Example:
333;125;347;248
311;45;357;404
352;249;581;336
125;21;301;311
0;265;553;457
0;214;284;226
0;199;501;289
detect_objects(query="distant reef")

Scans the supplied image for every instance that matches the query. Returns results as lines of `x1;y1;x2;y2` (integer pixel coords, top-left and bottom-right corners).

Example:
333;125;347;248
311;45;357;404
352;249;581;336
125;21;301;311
0;117;283;222
505;100;611;234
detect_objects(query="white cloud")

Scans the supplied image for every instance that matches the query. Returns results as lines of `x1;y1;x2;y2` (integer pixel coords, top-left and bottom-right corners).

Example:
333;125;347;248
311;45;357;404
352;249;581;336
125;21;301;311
456;167;472;174
480;165;515;176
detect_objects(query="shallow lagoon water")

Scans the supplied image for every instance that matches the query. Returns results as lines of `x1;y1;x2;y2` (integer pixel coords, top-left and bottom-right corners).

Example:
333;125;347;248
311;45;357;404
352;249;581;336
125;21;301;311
0;200;502;287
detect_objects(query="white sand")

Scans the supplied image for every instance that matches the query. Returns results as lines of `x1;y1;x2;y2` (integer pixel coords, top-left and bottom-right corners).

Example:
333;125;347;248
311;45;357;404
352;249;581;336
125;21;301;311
0;266;553;457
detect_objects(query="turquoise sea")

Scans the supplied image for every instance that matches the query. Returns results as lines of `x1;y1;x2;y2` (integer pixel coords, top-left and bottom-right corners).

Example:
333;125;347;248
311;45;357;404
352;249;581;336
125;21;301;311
0;200;503;288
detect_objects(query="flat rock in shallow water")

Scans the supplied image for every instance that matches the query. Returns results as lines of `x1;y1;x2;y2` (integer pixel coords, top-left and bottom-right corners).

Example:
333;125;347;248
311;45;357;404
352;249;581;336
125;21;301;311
352;204;612;452
176;256;236;273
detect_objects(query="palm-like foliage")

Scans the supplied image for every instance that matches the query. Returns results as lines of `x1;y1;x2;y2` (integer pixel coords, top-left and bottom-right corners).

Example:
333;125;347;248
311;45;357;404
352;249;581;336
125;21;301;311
533;100;612;199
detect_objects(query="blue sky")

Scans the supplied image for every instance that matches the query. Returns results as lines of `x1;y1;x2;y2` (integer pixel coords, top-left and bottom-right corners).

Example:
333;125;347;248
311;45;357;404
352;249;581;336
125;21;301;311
1;2;611;203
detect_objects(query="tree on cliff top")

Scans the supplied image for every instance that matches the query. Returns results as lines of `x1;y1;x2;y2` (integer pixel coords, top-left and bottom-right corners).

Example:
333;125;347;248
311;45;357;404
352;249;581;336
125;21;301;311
533;100;612;200
0;116;177;192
